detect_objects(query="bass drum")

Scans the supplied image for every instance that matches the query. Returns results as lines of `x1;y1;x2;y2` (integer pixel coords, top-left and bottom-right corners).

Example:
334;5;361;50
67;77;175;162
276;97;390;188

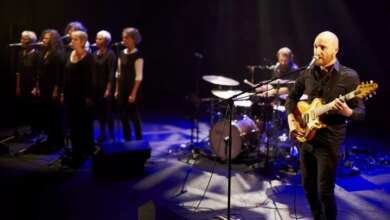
209;115;259;161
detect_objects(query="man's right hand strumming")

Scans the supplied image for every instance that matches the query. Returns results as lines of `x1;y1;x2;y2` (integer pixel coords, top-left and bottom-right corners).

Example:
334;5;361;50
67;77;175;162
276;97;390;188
287;113;304;139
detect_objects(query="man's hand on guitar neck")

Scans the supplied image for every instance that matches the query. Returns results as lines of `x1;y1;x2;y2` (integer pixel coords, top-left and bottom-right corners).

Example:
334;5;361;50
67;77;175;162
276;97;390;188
287;113;304;139
331;95;353;117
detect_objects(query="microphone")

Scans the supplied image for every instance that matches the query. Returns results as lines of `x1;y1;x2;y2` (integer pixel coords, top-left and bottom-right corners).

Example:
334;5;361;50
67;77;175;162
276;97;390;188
8;42;43;47
8;43;23;47
194;52;203;59
306;55;319;69
272;63;280;70
32;42;44;46
243;79;256;87
60;34;70;40
111;41;123;46
90;43;97;47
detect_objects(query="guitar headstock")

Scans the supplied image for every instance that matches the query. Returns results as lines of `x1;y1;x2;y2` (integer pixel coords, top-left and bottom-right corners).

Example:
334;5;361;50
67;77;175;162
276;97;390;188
355;80;378;99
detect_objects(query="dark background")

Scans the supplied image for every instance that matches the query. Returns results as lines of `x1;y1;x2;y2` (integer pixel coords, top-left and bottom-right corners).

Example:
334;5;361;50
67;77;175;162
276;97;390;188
0;0;388;148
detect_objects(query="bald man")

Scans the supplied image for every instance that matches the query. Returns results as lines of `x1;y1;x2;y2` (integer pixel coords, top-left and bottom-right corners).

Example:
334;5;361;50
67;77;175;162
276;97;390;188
285;31;366;220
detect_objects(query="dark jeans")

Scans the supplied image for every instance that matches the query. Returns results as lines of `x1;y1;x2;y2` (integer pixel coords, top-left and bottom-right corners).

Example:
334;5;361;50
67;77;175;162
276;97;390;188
95;97;114;139
118;101;142;141
300;139;340;220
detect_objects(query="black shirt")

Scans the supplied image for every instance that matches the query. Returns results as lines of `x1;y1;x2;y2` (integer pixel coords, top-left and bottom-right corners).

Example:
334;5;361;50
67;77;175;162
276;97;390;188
272;62;299;81
40;50;65;99
63;52;95;102
17;49;42;92
93;49;116;100
285;59;365;145
117;50;142;104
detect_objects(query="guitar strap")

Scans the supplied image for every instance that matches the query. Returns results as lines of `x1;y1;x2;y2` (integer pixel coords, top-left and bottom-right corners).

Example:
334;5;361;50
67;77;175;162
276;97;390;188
321;65;343;103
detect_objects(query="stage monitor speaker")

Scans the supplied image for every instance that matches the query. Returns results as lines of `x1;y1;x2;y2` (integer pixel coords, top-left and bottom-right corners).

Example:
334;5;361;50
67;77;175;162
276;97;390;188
92;141;151;181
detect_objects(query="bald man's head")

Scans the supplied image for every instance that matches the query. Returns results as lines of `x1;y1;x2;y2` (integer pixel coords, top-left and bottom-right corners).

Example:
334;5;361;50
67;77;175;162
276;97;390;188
313;31;339;67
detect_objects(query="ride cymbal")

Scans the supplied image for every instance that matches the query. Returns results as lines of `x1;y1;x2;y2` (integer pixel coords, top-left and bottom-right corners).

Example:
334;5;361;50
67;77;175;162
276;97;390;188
202;75;239;86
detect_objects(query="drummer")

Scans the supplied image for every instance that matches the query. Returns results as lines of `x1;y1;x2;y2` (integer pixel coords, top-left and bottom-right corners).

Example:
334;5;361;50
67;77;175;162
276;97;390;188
256;47;299;97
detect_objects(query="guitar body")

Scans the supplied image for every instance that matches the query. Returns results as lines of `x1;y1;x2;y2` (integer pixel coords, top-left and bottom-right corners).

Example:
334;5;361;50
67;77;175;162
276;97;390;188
292;81;378;143
294;98;327;142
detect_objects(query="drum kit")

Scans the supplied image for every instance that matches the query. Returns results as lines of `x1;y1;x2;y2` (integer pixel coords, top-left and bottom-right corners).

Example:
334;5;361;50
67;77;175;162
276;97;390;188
202;74;300;165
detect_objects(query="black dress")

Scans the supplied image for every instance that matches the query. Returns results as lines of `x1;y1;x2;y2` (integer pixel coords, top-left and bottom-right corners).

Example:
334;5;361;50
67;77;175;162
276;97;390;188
93;49;116;141
63;52;95;158
117;50;143;141
39;50;65;149
15;49;42;136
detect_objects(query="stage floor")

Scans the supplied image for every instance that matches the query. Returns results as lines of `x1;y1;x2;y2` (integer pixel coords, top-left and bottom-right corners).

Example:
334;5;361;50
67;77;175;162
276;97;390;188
0;111;389;220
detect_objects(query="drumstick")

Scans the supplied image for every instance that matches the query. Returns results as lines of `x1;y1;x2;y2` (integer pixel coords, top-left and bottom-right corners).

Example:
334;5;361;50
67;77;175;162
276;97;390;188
243;79;256;87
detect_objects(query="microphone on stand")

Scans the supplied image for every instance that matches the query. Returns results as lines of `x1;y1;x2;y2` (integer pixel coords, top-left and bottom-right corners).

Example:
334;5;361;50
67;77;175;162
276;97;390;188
8;42;44;47
243;79;256;87
60;34;70;40
111;41;123;47
306;55;319;69
8;43;23;47
32;42;44;46
194;52;203;59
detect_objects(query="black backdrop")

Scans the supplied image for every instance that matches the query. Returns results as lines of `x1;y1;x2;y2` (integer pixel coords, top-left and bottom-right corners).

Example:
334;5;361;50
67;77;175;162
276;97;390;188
0;0;388;147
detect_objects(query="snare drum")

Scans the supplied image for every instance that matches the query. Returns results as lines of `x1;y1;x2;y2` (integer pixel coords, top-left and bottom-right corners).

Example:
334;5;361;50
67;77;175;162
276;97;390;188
209;115;259;161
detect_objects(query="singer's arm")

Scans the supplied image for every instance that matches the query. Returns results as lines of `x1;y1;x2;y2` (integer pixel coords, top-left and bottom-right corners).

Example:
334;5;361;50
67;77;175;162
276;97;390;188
129;58;143;103
104;50;116;98
114;58;121;99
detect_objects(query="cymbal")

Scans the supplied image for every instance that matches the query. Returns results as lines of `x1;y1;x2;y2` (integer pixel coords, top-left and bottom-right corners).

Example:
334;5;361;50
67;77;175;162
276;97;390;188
211;90;253;100
202;75;239;86
279;94;308;100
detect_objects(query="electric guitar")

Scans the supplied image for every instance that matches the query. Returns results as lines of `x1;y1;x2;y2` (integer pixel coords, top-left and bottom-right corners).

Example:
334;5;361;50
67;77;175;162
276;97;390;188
294;81;378;142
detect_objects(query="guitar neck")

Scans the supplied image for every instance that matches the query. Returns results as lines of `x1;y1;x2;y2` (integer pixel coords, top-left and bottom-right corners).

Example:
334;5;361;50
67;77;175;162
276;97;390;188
315;91;356;117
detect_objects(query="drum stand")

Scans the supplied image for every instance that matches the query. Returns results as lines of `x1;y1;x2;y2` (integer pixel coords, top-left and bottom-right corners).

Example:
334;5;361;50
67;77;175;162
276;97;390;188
187;114;200;159
178;97;202;163
251;102;280;179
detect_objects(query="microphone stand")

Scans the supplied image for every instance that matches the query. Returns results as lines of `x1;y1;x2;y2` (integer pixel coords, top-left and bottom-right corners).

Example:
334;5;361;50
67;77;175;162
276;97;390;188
215;65;307;220
113;43;122;143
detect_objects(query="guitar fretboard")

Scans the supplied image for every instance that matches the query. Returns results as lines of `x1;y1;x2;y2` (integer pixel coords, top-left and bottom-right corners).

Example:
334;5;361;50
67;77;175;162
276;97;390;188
314;90;356;117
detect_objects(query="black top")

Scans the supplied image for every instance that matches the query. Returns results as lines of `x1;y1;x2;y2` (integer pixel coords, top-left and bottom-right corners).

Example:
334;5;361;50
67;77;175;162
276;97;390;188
285;59;366;145
17;50;42;91
63;52;95;102
40;50;65;98
117;50;143;104
271;62;300;91
272;62;299;81
93;49;116;99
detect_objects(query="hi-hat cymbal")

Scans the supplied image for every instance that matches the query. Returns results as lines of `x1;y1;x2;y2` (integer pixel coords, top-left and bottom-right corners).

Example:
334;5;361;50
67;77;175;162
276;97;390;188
211;90;253;99
202;75;239;86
